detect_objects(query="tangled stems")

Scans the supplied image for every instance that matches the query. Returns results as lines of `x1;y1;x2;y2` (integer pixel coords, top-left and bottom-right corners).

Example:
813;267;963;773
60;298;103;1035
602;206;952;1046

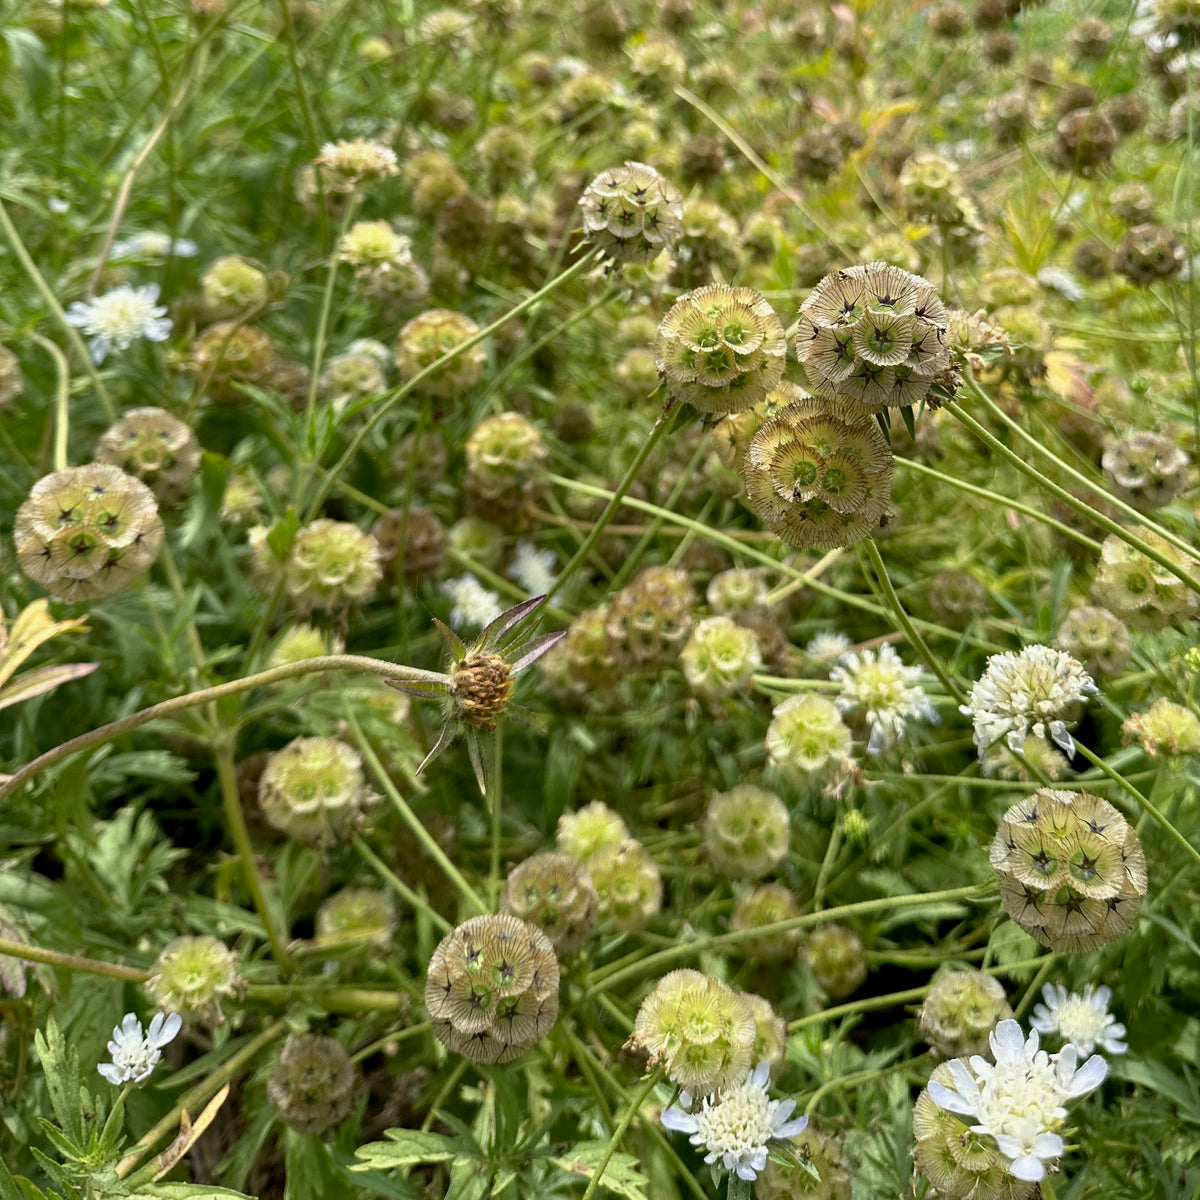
0;655;450;800
579;1068;664;1200
583;883;992;997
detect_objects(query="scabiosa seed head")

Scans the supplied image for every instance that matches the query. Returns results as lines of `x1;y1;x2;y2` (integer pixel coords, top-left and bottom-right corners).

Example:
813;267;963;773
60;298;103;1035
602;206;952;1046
991;789;1147;953
372;507;446;585
0;343;23;407
704;786;790;880
633;969;755;1093
1091;530;1198;631
1054;606;1131;677
1122;698;1200;759
394;309;485;397
928;570;989;627
765;694;854;780
706;568;770;615
319;352;386;407
425;913;560;1063
280;519;381;610
268;1034;360;1132
258;736;378;843
756;1120;851;1199
918;971;1014;1060
1114;224;1186;285
202;255;269;315
542;606;622;695
477;124;533;185
94;407;201;503
896;154;976;227
315;888;396;953
501;852;599;954
185;322;275;403
830;643;938;754
605;566;696;671
962;644;1097;761
730;883;803;961
14;464;165;602
803;924;866;998
743;399;895;550
655;285;786;415
1101;430;1190;509
557;800;630;862
579;162;684;265
588;839;663;932
463;412;549;530
268;623;336;668
680;616;763;700
145;935;239;1025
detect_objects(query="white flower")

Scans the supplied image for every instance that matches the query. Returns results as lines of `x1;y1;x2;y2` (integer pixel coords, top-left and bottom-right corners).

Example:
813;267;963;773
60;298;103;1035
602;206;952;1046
441;574;504;630
315;139;399;190
97;1011;182;1086
110;232;198;260
961;644;1097;761
805;632;851;660
928;1018;1106;1183
830;643;939;754
65;283;173;364
1036;266;1085;302
508;541;557;597
1030;983;1127;1057
661;1061;809;1182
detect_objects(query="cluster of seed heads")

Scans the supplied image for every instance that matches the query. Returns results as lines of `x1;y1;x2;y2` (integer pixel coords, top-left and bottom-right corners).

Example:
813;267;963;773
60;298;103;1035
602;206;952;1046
579;162;684;265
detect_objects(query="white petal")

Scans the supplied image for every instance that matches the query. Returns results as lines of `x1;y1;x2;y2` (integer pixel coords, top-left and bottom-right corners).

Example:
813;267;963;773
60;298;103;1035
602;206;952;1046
991;1019;1025;1054
735;1163;758;1181
928;1081;976;1117
1049;720;1074;754
771;1098;797;1125
1065;1052;1107;1096
660;1106;699;1134
1008;1154;1046;1182
774;1116;809;1140
750;1061;770;1089
97;1063;124;1085
1032;1132;1064;1158
1029;1007;1054;1035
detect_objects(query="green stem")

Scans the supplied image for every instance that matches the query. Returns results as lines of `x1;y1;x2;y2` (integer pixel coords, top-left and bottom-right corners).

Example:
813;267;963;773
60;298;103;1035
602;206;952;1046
0;655;449;799
805;1057;924;1116
213;737;293;969
243;984;406;1012
353;836;451;933
0;199;114;420
1014;954;1057;1021
489;724;504;904
1072;741;1200;864
0;937;147;982
811;824;843;911
580;1068;663;1200
346;713;489;916
586;883;991;996
860;537;968;705
30;333;71;471
547;403;674;601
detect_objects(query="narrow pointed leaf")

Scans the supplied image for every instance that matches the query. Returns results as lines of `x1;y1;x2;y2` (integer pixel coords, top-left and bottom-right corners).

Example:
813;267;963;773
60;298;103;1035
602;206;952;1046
509;631;565;674
416;720;458;777
432;618;467;663
465;729;492;797
900;404;916;440
0;663;99;713
384;678;450;701
478;595;546;654
0;600;90;691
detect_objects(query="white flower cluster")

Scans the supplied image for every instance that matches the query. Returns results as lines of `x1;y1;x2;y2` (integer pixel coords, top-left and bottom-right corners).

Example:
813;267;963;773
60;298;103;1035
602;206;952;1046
929;1018;1106;1183
441;573;504;630
1031;983;1127;1057
507;541;557;597
961;643;1097;761
830;642;938;754
661;1062;808;1182
65;283;173;364
97;1011;182;1086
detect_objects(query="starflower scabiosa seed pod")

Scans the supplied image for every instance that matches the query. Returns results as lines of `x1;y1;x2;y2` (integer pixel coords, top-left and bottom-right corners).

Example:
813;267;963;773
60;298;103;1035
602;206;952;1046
314;137;399;192
1049;108;1117;176
1101;430;1190;509
925;1018;1107;1186
1054;606;1131;677
394;308;485;397
633;969;755;1093
1114;223;1186;285
319;351;386;408
1122;698;1200;759
372;507;446;585
145;935;239;1025
605;566;696;670
281;519;382;610
918;971;1014;1060
94;406;201;503
588;839;663;932
803;923;866;998
655;285;786;415
1091;530;1199;632
730;883;803;961
704;785;789;880
556;800;629;861
794;263;953;410
185;322;275;403
743;398;895;550
962;644;1097;760
579;161;683;265
990;789;1147;953
501;852;599;954
425;913;560;1064
316;888;396;953
258;737;378;843
765;693;854;781
1030;983;1126;1057
830;642;938;754
661;1060;808;1183
202;255;269;315
542;606;622;694
268;1034;360;1132
463;411;549;530
680;616;762;699
15;464;165;602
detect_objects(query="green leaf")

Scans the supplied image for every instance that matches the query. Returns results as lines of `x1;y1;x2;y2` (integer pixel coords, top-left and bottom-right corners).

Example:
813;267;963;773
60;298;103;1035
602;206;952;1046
34;1017;85;1145
284;1130;354;1200
351;1129;459;1171
549;1142;650;1200
1111;1058;1200;1123
135;1185;256;1200
266;506;300;561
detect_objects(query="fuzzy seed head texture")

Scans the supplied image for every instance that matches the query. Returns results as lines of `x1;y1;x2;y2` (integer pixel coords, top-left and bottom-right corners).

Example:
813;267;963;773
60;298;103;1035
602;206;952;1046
918;971;1014;1060
1122;697;1200;758
579;161;684;264
145;935;238;1025
1054;606;1132;677
730;883;804;961
281;519;382;610
393;308;485;397
94;407;201;503
803;923;866;998
257;736;377;843
587;839;663;932
680;616;763;699
604;566;696;670
704;785;790;880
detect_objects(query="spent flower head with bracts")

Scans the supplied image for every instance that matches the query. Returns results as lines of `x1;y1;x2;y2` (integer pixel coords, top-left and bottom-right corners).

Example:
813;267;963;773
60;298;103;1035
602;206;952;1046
962;644;1097;761
1030;984;1127;1057
387;595;563;793
65;283;173;363
97;1011;181;1086
829;642;939;754
661;1061;809;1182
579;161;683;265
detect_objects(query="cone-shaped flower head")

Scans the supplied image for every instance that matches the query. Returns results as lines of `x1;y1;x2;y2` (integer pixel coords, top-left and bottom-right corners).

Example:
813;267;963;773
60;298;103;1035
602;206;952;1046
267;1034;360;1132
990;789;1146;952
704;785;790;880
95;407;201;503
656;284;786;414
425;913;560;1063
501;852;599;954
579;162;683;264
15;464;165;602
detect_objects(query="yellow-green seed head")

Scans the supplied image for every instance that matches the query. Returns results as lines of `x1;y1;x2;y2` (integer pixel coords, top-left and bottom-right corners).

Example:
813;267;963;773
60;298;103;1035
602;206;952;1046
704;785;790;880
146;935;238;1026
